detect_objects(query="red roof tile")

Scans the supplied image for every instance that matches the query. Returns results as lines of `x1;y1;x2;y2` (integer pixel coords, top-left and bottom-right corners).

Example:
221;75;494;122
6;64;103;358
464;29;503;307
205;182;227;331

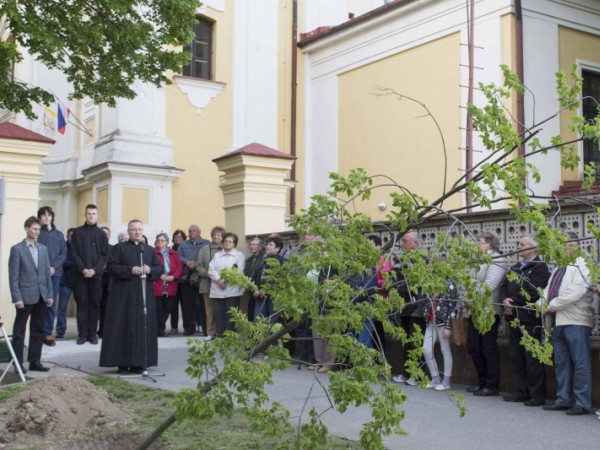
0;122;55;144
298;0;417;48
212;142;296;163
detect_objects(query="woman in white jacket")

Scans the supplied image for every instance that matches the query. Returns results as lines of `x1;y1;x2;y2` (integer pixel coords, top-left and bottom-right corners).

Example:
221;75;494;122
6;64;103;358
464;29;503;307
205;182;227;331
208;232;246;337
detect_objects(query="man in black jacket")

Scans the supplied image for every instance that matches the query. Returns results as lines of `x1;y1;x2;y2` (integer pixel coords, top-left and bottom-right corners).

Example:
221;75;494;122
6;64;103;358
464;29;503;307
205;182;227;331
391;230;425;386
500;234;550;406
71;204;109;345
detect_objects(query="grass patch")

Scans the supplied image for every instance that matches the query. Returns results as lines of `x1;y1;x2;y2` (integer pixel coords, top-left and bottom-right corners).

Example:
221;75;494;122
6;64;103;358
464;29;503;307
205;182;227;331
0;376;360;449
88;375;361;449
0;383;28;403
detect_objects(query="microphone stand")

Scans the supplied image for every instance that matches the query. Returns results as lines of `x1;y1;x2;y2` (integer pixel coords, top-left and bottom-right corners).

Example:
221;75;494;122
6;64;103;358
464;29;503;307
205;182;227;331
121;243;165;383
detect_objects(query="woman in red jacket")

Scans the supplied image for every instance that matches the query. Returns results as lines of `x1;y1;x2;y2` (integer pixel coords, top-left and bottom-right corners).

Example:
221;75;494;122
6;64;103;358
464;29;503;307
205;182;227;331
154;233;183;336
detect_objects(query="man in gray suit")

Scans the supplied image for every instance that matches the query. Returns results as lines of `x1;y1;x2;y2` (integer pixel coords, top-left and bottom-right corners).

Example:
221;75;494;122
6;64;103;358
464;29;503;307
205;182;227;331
9;216;54;373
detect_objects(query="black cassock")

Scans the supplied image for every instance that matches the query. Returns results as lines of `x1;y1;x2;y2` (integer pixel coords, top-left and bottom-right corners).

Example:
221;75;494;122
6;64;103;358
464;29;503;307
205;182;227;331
99;241;163;368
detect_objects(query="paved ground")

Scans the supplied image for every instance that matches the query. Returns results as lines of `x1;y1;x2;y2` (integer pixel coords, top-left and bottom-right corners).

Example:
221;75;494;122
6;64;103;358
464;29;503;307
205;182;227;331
3;328;596;450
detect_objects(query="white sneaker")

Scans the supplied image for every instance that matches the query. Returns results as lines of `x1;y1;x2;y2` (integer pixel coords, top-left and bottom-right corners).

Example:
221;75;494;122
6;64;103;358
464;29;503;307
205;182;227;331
204;335;215;341
434;384;450;391
596;409;600;416
425;382;438;389
392;374;406;384
405;377;417;386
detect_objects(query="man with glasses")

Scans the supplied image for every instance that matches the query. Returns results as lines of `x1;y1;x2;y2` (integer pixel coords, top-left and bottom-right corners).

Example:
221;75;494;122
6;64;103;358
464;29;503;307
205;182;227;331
100;219;163;374
177;224;209;336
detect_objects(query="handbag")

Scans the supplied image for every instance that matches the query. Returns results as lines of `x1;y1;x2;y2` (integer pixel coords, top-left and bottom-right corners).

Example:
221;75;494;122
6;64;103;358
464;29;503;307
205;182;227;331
451;309;469;346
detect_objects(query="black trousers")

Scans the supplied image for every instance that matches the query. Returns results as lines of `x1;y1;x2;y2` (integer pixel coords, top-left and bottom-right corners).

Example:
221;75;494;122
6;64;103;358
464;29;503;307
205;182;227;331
399;315;425;377
508;321;546;401
74;275;102;339
213;297;240;337
468;315;501;390
98;274;111;336
156;294;175;335
179;282;198;334
12;298;46;365
295;317;316;364
170;284;183;330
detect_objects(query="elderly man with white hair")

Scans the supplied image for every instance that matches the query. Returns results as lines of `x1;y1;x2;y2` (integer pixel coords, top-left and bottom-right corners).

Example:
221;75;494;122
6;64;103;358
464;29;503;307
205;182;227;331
542;232;595;416
500;234;550;406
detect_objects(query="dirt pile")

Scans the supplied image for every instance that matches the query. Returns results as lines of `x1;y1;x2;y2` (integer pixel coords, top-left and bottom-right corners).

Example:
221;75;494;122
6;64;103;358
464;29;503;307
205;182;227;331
0;376;133;448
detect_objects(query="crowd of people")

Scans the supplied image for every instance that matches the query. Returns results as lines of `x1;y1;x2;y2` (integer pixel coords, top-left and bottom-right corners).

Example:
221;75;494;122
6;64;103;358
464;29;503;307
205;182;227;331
5;206;599;417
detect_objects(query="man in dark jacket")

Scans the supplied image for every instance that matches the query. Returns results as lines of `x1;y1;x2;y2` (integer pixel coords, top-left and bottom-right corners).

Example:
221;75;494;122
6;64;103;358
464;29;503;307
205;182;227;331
243;237;264;322
71;204;109;345
392;230;425;386
56;228;76;338
253;236;285;322
500;234;550;406
37;206;66;346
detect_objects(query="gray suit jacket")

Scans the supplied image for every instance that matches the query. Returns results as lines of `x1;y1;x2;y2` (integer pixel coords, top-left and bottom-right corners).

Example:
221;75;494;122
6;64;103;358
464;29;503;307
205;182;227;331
9;240;53;305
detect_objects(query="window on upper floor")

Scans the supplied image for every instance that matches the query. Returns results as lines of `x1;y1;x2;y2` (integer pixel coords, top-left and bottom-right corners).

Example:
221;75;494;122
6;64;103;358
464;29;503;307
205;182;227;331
582;70;600;177
182;16;214;80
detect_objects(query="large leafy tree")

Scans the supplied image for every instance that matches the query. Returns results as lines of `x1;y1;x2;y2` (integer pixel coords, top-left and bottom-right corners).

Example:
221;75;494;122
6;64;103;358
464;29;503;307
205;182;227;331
0;0;200;119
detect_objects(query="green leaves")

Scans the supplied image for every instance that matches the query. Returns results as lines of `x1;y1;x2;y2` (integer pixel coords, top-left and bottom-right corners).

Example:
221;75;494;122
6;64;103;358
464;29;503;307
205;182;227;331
170;64;600;450
0;0;199;118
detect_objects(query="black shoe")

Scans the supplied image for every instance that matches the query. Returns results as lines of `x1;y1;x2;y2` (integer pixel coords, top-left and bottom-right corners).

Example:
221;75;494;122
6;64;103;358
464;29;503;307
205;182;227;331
117;366;129;375
467;385;483;393
524;399;545;407
566;406;588;416
183;330;195;336
29;361;50;372
129;366;144;374
543;402;570;411
43;338;56;347
55;333;65;339
503;394;529;402
77;337;86;345
473;388;498;397
89;337;98;345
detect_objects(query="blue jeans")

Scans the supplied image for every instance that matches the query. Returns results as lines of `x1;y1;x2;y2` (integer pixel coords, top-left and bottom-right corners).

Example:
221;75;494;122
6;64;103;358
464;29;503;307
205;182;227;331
358;320;375;348
43;276;62;336
254;296;277;323
56;285;72;335
552;325;592;410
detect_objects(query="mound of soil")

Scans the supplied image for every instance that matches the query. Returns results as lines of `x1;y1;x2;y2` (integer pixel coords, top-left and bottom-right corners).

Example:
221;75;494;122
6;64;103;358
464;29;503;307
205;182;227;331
0;376;133;448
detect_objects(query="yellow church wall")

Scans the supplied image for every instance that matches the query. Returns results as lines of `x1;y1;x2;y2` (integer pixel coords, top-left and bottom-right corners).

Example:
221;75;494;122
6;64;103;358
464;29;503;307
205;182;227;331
96;185;109;224
558;26;600;182
501;14;519;121
167;4;232;235
337;32;462;220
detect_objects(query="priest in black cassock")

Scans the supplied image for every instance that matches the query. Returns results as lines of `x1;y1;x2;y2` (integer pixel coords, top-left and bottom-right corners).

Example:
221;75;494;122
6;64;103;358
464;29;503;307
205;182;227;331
99;219;163;374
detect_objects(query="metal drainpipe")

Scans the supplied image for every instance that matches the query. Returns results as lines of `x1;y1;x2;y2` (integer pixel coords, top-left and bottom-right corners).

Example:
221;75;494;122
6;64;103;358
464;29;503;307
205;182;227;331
289;0;298;216
514;0;525;158
466;0;475;210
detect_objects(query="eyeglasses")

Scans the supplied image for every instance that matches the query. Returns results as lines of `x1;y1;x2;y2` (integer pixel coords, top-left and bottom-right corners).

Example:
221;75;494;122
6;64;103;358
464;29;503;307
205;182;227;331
224;240;235;244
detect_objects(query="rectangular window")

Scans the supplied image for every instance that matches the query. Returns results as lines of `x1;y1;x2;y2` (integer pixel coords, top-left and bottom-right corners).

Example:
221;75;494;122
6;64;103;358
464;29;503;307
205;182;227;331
582;70;600;176
183;17;213;80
